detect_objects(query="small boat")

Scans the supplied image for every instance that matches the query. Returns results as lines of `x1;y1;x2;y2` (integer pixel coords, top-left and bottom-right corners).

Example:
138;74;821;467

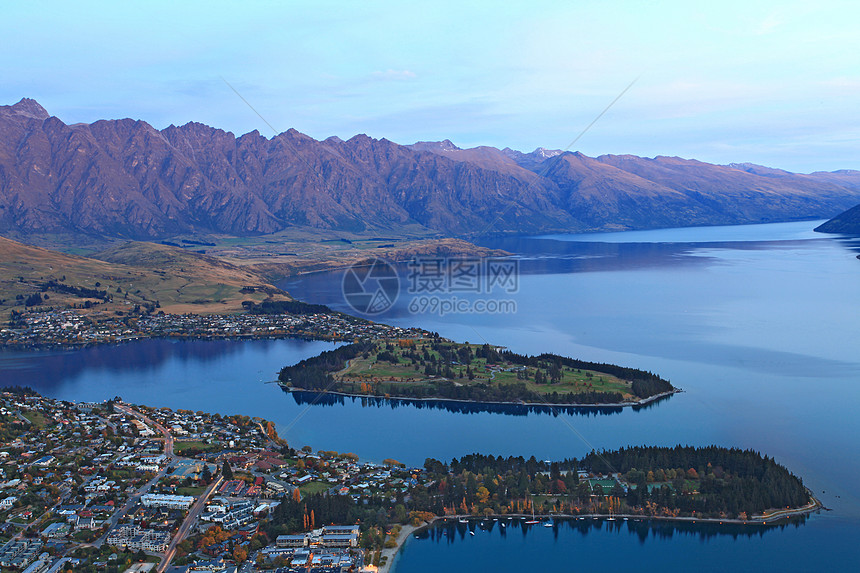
543;520;554;527
469;530;475;536
458;517;468;523
524;504;539;524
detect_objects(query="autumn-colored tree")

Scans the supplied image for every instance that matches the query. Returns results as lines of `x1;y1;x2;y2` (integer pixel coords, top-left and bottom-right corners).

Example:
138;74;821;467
233;546;247;563
476;486;490;504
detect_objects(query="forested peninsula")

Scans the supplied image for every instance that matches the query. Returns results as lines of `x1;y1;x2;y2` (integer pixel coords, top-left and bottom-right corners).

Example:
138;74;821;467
278;337;677;407
261;445;816;536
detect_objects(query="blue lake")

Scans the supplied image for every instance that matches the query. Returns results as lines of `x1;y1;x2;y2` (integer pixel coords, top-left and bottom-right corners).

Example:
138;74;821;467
2;220;859;570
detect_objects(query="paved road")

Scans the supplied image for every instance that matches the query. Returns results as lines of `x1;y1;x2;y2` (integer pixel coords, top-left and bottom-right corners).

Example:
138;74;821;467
157;475;223;573
93;403;176;547
115;403;175;457
98;402;227;570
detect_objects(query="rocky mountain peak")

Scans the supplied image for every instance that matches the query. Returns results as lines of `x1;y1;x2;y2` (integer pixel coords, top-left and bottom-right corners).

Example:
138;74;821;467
409;139;461;153
532;147;562;159
3;97;50;120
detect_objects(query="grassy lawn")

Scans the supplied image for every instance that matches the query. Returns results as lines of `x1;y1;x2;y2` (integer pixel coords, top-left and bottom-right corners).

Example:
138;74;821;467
336;341;634;398
22;410;51;428
299;481;330;496
174;440;220;454
176;486;206;496
585;479;619;493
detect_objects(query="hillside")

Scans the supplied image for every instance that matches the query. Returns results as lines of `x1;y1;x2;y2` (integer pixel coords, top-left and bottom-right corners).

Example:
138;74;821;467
814;203;860;234
0;237;286;320
2;98;860;246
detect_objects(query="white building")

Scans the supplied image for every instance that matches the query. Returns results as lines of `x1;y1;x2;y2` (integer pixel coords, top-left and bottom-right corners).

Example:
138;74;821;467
141;494;195;510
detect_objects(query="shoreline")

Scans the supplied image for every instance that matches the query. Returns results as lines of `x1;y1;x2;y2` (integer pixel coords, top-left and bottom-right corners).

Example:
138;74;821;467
0;332;347;352
282;386;681;409
377;523;422;573
383;496;822;573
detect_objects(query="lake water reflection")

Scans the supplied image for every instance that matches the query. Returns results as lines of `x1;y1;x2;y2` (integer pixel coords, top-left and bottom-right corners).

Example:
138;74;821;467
3;220;859;570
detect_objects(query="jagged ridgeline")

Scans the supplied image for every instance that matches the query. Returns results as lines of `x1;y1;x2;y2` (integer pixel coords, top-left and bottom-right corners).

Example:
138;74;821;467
422;445;811;519
278;340;675;405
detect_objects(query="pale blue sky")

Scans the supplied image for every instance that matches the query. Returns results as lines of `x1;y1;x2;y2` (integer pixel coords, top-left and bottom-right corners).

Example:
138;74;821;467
3;0;859;172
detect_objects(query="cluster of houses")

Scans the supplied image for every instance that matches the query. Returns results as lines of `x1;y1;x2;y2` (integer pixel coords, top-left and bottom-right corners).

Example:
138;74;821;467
106;525;172;553
272;451;423;503
0;393;164;534
253;526;362;572
275;525;360;549
0;539;44;570
199;499;257;530
0;391;427;573
0;307;429;348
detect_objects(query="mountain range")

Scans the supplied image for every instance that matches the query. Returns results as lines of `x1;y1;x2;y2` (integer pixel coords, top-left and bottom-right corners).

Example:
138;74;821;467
3;98;860;244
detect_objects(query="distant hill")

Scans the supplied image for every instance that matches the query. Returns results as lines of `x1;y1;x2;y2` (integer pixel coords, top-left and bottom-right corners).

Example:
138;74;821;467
814;203;860;234
2;97;860;245
0;236;286;319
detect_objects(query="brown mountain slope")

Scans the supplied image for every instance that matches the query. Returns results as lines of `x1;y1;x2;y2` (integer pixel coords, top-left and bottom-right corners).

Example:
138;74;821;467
814;203;860;234
0;236;285;319
2;98;860;244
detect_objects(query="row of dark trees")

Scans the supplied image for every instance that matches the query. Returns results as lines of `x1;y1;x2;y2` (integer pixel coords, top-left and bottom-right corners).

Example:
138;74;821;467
278;341;375;390
246;300;334;315
374;379;625;405
40;279;110;301
265;492;392;539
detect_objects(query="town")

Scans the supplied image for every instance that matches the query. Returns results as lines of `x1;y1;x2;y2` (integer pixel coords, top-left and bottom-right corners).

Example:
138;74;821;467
0;383;820;573
0;309;429;349
0;389;433;573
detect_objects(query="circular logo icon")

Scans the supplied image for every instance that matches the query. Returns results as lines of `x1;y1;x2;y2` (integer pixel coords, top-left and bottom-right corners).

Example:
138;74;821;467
342;258;400;315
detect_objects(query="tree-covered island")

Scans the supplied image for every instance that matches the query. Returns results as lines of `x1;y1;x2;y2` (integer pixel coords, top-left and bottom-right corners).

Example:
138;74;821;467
278;337;677;406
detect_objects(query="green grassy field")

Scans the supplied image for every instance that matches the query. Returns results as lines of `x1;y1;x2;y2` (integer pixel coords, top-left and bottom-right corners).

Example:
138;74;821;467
335;341;634;399
299;481;330;496
22;411;51;428
175;486;207;496
173;440;220;454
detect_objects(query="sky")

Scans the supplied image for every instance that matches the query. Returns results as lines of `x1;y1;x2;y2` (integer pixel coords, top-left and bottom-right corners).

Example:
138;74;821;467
3;0;859;173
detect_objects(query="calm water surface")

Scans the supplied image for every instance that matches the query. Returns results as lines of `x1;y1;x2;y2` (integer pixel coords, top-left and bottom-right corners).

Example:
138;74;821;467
2;220;858;570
